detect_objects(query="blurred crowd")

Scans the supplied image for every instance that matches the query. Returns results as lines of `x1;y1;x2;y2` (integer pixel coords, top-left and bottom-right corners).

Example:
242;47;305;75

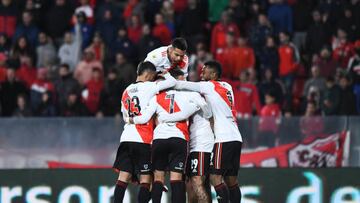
0;0;360;122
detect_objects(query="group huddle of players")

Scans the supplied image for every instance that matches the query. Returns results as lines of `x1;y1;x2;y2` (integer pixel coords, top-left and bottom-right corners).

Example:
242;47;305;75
112;38;243;203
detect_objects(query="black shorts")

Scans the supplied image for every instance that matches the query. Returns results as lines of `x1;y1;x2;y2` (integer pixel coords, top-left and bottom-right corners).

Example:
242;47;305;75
113;142;152;176
210;141;242;176
186;151;211;177
152;138;187;173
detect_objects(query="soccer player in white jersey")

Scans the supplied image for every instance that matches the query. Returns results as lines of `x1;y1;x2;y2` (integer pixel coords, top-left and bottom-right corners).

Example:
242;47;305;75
158;71;214;203
175;61;243;203
112;61;176;203
127;69;209;203
145;37;189;76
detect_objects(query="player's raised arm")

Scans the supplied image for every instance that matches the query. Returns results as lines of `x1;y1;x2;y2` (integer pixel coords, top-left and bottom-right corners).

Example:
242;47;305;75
155;72;176;92
132;97;157;124
190;92;212;119
158;100;200;123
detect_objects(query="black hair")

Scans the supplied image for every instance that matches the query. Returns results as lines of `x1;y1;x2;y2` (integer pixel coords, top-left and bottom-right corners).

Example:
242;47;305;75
169;68;184;79
60;63;70;70
137;61;156;76
204;60;222;78
171;38;187;51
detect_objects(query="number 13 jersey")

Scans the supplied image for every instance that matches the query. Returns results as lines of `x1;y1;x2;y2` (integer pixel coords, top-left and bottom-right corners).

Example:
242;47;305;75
120;72;177;144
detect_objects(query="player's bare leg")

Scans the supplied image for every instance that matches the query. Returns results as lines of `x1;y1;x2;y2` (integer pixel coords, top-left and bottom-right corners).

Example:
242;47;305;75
210;174;229;203
225;176;241;203
170;171;186;203
152;170;166;203
191;176;210;203
186;178;198;203
114;171;131;203
138;174;152;203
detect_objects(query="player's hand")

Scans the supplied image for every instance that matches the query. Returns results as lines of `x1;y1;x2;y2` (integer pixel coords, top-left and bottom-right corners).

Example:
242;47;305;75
158;70;169;77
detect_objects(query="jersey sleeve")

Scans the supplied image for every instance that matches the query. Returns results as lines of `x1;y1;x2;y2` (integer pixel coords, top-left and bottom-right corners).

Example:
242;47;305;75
175;81;213;95
190;92;212;119
155;72;176;92
144;50;161;67
158;101;199;123
133;96;157;124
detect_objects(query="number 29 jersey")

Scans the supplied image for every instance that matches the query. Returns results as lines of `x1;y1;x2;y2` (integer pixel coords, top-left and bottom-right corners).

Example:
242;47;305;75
120;81;160;144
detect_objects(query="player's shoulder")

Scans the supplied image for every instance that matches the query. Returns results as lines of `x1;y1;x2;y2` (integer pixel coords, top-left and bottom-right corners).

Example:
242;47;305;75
146;46;169;59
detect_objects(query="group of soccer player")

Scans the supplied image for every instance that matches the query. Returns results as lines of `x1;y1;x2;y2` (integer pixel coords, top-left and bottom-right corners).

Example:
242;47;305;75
112;38;243;203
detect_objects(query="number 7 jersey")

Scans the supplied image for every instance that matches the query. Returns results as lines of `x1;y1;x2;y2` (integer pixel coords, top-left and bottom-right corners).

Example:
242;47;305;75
120;82;163;144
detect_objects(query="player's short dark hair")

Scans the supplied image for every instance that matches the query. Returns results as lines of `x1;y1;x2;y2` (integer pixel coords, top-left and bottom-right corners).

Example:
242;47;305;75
60;63;70;70
204;60;222;78
137;61;156;75
171;38;187;51
169;68;184;79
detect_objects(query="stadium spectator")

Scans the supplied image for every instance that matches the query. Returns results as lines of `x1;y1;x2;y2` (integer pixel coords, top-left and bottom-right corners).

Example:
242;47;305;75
0;52;7;82
303;65;326;98
95;0;121;25
332;28;355;68
258;36;279;78
44;0;73;42
0;0;19;38
127;14;142;44
60;90;88;117
322;76;341;115
208;0;229;23
267;0;292;34
180;0;207;52
12;94;32;117
10;36;34;61
160;1;175;27
291;0;313;53
36;32;56;68
258;91;281;147
188;42;213;81
152;13;172;45
112;26;137;62
300;101;324;137
74;48;103;86
0;33;10;55
111;52;136;88
123;0;142;23
278;31;299;96
137;23;161;60
13;10;39;47
58;29;82;72
96;7;118;48
337;6;359;42
226;0;248;30
218;35;255;79
74;11;93;50
54;64;80;111
210;10;240;55
98;68;124;117
30;68;55;112
15;55;36;88
0;67;27;116
258;68;285;106
82;67;103;115
305;10;331;57
74;0;94;24
248;13;273;56
347;40;360;113
87;32;106;62
35;91;56;117
338;74;357;115
313;46;338;78
233;70;262;118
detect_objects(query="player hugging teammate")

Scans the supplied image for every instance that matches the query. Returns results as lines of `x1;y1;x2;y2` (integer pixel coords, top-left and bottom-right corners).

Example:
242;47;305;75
113;38;243;203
